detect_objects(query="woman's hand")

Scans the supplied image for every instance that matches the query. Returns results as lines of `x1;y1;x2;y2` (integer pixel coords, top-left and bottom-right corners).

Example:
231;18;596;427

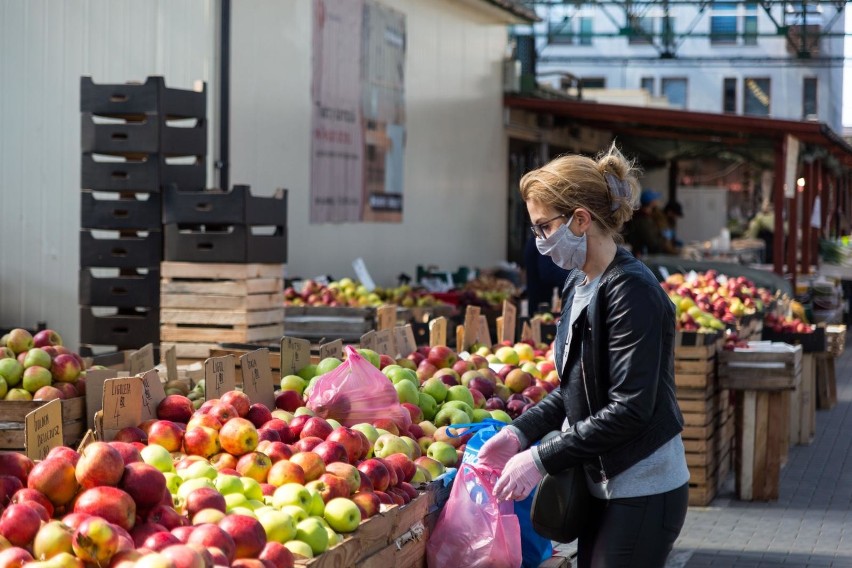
493;449;544;501
477;429;521;470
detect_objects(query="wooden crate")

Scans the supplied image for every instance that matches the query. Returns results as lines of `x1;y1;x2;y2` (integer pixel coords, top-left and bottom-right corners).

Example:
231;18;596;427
674;343;716;389
826;324;846;357
719;345;802;391
0;397;87;451
735;389;785;501
788;353;816;446
282;306;410;342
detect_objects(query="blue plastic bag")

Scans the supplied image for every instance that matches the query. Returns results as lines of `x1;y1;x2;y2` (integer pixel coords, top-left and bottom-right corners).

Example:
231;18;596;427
450;421;553;568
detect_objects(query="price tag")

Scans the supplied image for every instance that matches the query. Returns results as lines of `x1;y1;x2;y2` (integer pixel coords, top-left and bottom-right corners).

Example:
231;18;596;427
376;305;397;331
360;330;378;351
501;300;517;344
429;317;447;347
352;257;376;292
318;339;344;361
24;399;63;461
139;369;166;422
128;343;155;376
280;337;312;377
205;355;237;400
456;324;465;354
240;349;275;409
521;321;533;342
463;306;481;349
478;315;492;349
85;369;125;431
374;329;396;357
530;317;543;345
394;324;417;357
101;376;144;441
165;345;178;383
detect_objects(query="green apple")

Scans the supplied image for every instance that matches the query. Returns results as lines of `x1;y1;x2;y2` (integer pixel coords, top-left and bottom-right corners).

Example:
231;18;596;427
486;354;500;364
323;497;361;533
5;388;32;400
489;409;512;424
178;460;217;481
280;505;308;525
394;380;420;405
0;377;7;399
296;364;318;381
374;433;411;459
382;364;401;377
325;526;341;547
258;509;297;543
315;357;342;376
326;418;342;430
412;465;431;484
421;377;448;403
418;437;434;454
214;474;243;495
433;407;469;428
177;477;215;500
427;441;459;467
495;346;520;365
229;506;256;518
163;472;182;494
224;492;248;512
356;349;381;369
296;518;329;555
246;499;266;510
241;477;264;501
294;406;315;417
272;483;312;512
494;383;512;402
400;437;419;458
305;488;325;517
445;385;475;408
283;540;313;559
0;359;24;387
472;409;492;423
141;444;175;473
271;409;295;423
351;423;380;446
418;421;438;437
280;375;307;395
417;392;438;422
442;400;474;420
386;367;418;387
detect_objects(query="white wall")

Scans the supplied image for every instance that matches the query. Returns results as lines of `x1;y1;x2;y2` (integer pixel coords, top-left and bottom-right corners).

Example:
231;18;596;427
0;0;216;350
230;0;510;285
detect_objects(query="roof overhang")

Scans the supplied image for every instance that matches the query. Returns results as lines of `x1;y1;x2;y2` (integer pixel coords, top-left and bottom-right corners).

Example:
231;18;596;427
458;0;539;24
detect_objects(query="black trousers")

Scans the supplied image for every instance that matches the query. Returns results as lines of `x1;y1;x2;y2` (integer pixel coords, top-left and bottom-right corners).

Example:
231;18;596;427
576;482;689;568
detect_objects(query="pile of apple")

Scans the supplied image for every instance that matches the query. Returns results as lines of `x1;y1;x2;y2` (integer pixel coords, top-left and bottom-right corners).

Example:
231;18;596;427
763;313;815;335
660;271;772;332
0;329;86;402
283;279;447;310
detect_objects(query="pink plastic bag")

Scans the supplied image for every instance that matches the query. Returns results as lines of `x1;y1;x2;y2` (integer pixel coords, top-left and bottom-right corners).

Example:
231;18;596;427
426;463;522;568
306;346;411;431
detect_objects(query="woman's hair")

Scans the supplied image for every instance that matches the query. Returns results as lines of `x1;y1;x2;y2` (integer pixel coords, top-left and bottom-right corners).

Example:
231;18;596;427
519;143;642;237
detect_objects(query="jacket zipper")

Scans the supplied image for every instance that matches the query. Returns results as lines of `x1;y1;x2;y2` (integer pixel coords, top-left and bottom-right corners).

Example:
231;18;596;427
580;333;608;483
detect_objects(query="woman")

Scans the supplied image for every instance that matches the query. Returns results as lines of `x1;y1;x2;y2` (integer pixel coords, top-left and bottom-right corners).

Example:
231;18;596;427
479;145;689;568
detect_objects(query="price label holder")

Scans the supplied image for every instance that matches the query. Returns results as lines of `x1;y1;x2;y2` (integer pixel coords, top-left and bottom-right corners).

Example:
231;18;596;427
280;337;312;378
360;330;378;351
85;369;128;431
165;345;178;383
374;329;396;357
530;317;543;346
394;324;417;357
429;317;447;347
319;339;344;361
204;355;237;401
139;369;166;422
501;300;517;344
128;343;155;376
240;349;275;409
463;306;481;350
478;315;492;349
376;305;397;331
25;399;63;461
100;376;144;441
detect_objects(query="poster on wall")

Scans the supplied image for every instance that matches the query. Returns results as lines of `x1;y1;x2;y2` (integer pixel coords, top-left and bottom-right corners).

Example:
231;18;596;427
310;0;406;223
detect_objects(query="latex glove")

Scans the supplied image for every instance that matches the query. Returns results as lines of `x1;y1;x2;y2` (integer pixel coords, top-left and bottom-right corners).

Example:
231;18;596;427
493;449;543;501
477;429;521;470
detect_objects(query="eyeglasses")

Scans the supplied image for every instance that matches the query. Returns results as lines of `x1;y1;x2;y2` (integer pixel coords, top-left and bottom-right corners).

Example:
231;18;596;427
530;214;568;239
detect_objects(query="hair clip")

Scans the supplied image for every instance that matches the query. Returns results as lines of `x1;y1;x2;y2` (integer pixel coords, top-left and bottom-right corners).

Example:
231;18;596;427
605;173;631;211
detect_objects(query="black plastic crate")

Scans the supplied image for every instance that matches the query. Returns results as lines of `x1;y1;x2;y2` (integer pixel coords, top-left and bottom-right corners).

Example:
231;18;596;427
761;326;827;353
81;112;207;156
79;306;160;350
79;268;160;309
163;186;287;225
80;76;206;119
81;191;162;230
163;223;287;263
81;154;206;192
80;230;162;268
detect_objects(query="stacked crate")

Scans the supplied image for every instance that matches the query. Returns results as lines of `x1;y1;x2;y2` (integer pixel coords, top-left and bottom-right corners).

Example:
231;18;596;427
79;76;206;355
160;185;288;363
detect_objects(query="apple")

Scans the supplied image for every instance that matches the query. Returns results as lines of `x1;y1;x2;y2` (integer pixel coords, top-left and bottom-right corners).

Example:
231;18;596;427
160;544;205;568
71;516;118;565
256;441;293;463
257;509;297;545
106;442;142;466
313;441;349;466
73;487;136;531
426;346;457;368
274;391;303;413
21;366;51;394
356;459;390;492
157;396;194;424
22;348;50;370
351;491;380;519
218;514;266;559
289;452;325;482
293;437;323;453
261;419;294;444
27;457;78;507
294;518;328;555
324;462;360;495
322;497;360;534
426;441;458;467
299;417;333;441
0;359;24;388
374;491;394;506
32;519;74;560
433;406;468;428
187;524;236;564
131;522;168;548
271;484;312;512
266;460;306;488
489;409;512;424
148;421;185;453
74;442;123;489
191;508;225;525
220;391;251;418
326;427;364;463
182;426;221;459
522;385;547;404
283;539;313;559
372;433;410;459
5;330;33;355
319;473;350;500
146;505;186;532
279;375;307;395
0;504;40;548
383;454;416;483
49;355;80;383
216;418;258;457
32;329;61;348
245;404;273;429
114;426;149;445
10;488;54;518
259;541;295;568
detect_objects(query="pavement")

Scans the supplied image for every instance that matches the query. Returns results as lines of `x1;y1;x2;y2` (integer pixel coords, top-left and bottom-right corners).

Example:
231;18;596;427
553;336;852;567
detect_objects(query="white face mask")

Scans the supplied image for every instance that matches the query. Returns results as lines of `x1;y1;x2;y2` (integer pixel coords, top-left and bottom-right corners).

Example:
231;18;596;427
535;215;587;271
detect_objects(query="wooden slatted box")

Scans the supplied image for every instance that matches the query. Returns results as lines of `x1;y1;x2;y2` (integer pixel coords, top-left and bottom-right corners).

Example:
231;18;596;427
0;398;86;452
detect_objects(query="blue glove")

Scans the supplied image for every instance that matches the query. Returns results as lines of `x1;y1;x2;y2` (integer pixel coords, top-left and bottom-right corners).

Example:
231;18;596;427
477;428;521;471
493;449;544;501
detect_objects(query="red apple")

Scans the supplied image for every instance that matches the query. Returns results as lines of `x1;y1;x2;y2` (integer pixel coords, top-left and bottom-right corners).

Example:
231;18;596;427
372;418;399;436
313;441;349;466
287;415;309;438
27;457;78;507
187;524;236;563
245;404;273;429
357;459;390;492
288;452;325;482
72;516;119;565
160;543;206;568
274;391;302;413
120;463;167;511
326;427;363;463
186;414;222;432
324;462;360;495
0;454;34;484
351;491;381;518
259;541;295;568
266;460;305;487
146;504;187;531
427;346;457;369
131;522;169;548
218;418;259;457
50;354;81;383
294;437;324;453
209;452;237;471
183;427;221;458
170;526;194;544
261;419;294;444
220;391;251;418
10;488;54;518
217;515;266;559
208;402;240;425
256;441;293;463
73;486;136;531
235;452;273;483
299;417;333;441
143;531;181;552
108;442;143;466
317;473;350;501
148;421;185;453
76;442;125;489
383;454;416;483
0;547;33;568
157;395;194;424
0;504;41;547
374;491;394;506
255;426;280;444
185;487;226;518
113;426;148;445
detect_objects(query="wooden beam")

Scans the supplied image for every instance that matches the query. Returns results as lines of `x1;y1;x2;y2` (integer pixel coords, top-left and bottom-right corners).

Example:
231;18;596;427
802;161;813;274
773;139;787;276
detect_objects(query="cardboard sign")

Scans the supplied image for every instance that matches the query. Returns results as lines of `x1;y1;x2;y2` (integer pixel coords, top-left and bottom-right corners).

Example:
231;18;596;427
85;368;127;430
128;343;156;376
360;330;377;352
463;306;481;349
205;355;237;401
501;300;517;344
319;339;344;361
456;324;465;354
24;399;63;461
394;324;417;357
139;369;166;422
530;317;543;345
374;328;396;357
280;337;312;377
478;315;492;349
496;317;504;345
101;376;144;441
521;321;533;342
165;345;178;383
240;349;276;410
376;305;397;331
429;317;447;347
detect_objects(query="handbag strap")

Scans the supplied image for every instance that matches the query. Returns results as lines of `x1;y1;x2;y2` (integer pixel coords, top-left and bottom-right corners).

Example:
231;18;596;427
446;419;505;438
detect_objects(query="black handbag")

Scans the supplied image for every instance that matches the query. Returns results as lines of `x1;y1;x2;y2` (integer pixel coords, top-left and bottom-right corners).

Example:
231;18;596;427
530;465;592;543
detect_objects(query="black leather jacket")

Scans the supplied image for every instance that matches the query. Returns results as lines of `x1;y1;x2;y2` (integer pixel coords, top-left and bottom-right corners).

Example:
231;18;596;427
512;248;683;484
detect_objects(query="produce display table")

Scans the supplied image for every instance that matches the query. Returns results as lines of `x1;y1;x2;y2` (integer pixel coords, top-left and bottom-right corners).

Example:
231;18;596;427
720;344;802;501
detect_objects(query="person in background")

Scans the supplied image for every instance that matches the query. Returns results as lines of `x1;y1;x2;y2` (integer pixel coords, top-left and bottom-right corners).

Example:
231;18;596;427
660;200;684;254
745;199;776;265
523;235;571;315
624;189;665;256
478;144;689;568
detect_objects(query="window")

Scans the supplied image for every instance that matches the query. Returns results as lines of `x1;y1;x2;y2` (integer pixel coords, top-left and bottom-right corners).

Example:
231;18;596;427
743;15;758;44
662;78;688;108
711;15;738;44
641;77;655;95
662;16;676;46
803;77;818;118
723;78;737;113
581;77;606;89
743;77;770;116
548;17;574;44
710;1;759;45
579;17;593;46
629;16;656;45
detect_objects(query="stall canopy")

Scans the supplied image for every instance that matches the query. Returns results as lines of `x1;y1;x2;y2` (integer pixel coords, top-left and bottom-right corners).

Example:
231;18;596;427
505;94;852;285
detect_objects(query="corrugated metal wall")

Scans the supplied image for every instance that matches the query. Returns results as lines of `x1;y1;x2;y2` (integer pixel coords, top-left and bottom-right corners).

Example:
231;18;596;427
0;0;216;350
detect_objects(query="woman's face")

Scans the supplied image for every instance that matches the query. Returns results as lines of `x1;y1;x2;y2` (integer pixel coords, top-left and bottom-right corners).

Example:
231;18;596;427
527;201;569;240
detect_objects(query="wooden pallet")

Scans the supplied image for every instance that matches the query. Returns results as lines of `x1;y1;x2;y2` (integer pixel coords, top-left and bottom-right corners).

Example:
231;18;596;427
160;323;284;343
735;389;785;501
719;346;803;391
